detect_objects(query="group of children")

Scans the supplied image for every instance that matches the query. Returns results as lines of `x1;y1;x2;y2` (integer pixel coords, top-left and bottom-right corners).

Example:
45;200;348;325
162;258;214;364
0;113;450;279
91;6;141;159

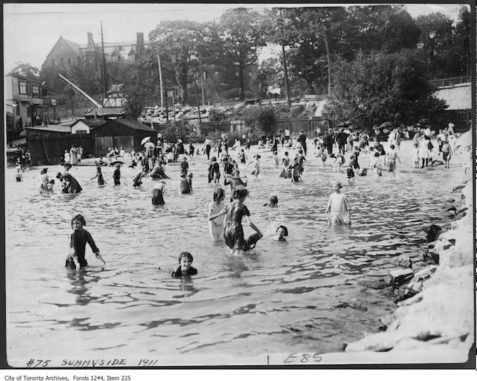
50;127;461;279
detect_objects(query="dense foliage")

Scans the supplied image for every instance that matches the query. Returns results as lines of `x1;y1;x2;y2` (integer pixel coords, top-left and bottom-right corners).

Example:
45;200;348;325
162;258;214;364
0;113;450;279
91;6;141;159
34;5;470;122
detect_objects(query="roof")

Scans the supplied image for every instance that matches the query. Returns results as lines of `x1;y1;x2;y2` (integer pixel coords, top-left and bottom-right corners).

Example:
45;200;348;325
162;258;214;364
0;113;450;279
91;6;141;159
43;36;82;65
111;119;155;132
26;125;72;133
435;83;471;110
70;119;107;128
84;107;125;117
5;72;42;84
61;37;82;56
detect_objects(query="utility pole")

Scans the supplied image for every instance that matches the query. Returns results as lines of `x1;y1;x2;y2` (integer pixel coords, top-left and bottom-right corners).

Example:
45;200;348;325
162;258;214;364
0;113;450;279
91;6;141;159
157;54;164;108
100;21;108;103
200;60;205;106
279;9;292;110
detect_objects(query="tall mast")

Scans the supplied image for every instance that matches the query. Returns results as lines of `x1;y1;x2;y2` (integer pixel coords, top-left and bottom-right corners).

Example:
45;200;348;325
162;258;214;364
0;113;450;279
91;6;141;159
101;21;108;103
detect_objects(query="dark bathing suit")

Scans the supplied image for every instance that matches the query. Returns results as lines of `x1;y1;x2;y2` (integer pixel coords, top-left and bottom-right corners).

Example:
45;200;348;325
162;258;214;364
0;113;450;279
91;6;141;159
171;266;198;277
66;228;99;269
223;202;261;251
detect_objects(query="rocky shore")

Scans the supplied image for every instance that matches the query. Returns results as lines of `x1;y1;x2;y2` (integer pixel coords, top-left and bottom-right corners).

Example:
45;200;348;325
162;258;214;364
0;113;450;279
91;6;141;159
332;134;474;365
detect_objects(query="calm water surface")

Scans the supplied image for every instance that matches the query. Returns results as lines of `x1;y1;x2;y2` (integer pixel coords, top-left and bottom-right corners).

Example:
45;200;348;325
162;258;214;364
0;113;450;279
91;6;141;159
5;141;465;365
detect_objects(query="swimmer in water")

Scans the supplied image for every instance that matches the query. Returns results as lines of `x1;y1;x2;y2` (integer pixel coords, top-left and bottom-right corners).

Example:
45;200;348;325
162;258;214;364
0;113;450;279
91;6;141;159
171;251;198;277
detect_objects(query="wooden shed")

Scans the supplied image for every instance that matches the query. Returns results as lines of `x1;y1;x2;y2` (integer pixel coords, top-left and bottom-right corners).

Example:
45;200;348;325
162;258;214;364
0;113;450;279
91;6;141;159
91;119;156;156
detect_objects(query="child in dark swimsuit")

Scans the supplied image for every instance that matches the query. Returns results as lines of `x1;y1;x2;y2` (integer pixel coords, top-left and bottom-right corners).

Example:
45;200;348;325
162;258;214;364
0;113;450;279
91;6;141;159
91;166;105;185
65;214;105;269
209;186;263;254
171;251;198;278
208;157;220;183
133;169;146;187
113;164;121;185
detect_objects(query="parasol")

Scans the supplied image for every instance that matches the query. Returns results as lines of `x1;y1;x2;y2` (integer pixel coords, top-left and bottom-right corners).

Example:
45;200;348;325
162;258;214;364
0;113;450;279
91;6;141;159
379;121;393;129
141;137;151;145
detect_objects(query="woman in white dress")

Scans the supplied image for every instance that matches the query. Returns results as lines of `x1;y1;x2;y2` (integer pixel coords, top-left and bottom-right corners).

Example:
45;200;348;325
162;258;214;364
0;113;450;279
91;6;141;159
326;181;351;225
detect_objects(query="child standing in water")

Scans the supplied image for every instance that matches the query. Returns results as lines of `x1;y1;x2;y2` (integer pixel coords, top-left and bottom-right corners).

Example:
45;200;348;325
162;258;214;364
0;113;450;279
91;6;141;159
441;137;452;169
209;186;263;254
208;187;225;241
65;214;105;269
171;251;198;277
273;151;280;168
412;143;420;168
248;154;261;177
15;163;23;182
326;181;351;225
91;166;105;185
180;156;189;177
208;157;221;183
385;144;401;178
152;181;166;205
113;164;121;185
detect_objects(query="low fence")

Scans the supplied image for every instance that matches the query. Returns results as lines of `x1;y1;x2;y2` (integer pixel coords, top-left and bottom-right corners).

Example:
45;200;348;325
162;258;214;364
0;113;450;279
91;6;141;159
27;132;93;165
430;76;471;88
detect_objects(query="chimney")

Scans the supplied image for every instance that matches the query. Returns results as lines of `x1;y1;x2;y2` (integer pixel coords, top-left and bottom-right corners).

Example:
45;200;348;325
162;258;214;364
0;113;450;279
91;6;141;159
86;32;96;51
136;32;144;57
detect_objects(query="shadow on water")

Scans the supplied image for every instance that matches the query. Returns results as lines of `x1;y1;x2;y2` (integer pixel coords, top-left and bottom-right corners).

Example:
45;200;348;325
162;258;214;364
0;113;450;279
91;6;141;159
66;268;103;306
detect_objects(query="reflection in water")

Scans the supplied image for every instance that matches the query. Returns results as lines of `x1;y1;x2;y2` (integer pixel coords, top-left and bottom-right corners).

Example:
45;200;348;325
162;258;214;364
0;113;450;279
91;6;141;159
5;142;468;361
66;269;102;306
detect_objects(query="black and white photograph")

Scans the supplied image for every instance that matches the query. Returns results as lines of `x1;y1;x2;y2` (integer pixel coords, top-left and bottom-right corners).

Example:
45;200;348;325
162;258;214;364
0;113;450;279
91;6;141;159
3;2;475;371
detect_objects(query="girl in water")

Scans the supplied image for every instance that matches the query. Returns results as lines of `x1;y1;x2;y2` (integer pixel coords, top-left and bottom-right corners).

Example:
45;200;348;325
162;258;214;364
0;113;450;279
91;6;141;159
209;186;263;254
65;214;105;269
207;187;225;241
91;166;105;186
326;181;351;225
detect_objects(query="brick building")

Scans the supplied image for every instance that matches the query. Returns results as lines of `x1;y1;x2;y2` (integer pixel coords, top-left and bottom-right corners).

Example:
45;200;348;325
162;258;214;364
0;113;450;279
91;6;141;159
41;32;148;72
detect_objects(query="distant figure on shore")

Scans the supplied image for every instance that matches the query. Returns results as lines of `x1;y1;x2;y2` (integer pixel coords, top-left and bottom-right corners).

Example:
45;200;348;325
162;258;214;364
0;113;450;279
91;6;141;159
152;181;166;205
65;214;105;269
208;187;225;241
171;251;198;278
326;181;351;225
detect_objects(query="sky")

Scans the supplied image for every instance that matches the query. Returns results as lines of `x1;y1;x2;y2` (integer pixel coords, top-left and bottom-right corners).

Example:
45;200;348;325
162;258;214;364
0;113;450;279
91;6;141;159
3;3;467;72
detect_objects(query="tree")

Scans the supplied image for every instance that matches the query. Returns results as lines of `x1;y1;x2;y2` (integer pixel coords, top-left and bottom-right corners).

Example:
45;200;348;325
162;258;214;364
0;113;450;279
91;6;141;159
326;50;447;129
455;6;471;76
149;20;203;105
219;8;268;100
10;63;40;79
256;57;283;97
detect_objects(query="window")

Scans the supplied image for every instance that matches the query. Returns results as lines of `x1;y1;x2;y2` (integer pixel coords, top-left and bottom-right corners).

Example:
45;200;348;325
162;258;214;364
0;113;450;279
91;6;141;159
26;105;31;117
15;101;20;116
32;86;40;98
19;82;27;95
